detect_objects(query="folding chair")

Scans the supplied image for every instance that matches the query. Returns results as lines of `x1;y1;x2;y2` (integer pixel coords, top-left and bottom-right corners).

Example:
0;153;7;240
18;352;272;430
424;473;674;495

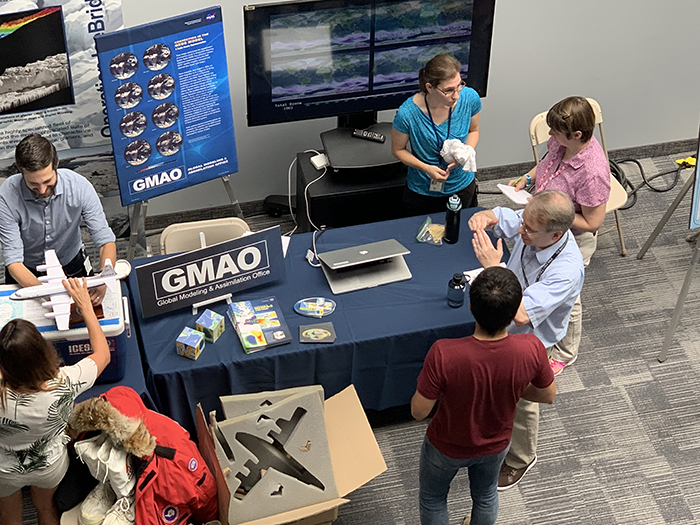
159;217;251;254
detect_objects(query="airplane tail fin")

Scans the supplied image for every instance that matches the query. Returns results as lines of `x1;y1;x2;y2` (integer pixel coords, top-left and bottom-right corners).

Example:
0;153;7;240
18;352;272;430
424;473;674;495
101;260;119;292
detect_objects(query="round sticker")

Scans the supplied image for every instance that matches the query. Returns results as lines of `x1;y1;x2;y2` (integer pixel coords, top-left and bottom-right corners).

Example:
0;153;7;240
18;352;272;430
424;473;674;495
294;297;336;318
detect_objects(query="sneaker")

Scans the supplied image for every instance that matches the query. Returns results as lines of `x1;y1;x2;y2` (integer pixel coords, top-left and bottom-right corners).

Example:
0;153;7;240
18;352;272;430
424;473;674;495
103;496;135;525
79;482;117;525
497;455;537;491
550;354;578;376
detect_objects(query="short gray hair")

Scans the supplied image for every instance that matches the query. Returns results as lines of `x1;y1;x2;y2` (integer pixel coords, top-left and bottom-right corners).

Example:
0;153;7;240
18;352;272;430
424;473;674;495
526;190;575;233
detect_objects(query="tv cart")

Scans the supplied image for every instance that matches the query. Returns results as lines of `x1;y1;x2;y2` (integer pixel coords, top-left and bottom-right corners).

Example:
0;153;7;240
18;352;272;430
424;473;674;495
320;122;396;169
295;150;406;233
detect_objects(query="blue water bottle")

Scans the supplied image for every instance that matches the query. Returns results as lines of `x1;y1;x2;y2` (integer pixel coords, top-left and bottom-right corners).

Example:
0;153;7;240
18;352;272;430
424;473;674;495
447;273;466;308
444;194;462;244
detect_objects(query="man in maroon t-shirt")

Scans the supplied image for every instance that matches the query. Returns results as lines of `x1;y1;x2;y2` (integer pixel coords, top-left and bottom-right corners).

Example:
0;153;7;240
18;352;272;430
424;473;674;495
411;267;555;525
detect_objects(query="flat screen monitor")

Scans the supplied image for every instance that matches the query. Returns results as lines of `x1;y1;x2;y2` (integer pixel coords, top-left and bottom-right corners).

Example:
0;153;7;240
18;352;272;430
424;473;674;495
243;0;495;128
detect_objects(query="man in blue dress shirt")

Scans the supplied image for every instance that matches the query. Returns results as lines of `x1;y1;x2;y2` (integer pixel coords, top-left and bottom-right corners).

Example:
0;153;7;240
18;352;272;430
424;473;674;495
468;190;584;490
0;134;116;305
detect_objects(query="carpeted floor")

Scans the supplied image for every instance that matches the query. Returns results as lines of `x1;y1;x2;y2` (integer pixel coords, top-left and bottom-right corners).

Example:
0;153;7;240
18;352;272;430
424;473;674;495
8;150;700;524
332;152;700;525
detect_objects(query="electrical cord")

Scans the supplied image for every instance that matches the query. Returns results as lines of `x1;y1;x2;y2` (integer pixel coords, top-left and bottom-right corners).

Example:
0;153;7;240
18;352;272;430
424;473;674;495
283;149;327;236
479;156;694;207
305;226;328;267
611;158;689;210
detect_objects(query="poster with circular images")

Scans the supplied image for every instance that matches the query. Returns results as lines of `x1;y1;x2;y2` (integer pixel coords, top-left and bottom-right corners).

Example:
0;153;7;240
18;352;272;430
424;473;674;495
119;112;147;138
95;6;238;206
152;102;179;128
115;83;143;109
147;73;175;100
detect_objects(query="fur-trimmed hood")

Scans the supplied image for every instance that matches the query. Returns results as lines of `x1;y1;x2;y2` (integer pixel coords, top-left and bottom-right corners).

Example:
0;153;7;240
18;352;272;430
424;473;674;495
68;386;157;458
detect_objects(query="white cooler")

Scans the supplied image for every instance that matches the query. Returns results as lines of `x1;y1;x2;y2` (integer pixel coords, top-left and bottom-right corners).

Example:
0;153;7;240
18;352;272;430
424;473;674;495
0;283;130;383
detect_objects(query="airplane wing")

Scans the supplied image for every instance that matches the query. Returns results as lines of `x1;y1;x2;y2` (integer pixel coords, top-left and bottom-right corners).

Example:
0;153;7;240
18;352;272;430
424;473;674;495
42;294;73;331
36;250;67;284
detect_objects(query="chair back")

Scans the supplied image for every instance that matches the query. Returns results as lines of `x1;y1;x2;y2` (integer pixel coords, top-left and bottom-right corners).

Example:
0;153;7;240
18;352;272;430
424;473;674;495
527;98;625;213
160;217;251;254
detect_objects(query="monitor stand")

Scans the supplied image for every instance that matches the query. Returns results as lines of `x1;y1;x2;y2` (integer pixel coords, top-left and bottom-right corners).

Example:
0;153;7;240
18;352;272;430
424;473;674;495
320;122;397;169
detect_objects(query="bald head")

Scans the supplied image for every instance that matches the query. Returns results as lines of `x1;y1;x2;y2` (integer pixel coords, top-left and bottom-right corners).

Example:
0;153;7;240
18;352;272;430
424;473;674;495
525;190;575;233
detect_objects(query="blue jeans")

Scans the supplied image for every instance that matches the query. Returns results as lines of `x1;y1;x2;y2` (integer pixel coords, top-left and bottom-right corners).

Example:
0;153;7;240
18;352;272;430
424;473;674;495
419;436;508;525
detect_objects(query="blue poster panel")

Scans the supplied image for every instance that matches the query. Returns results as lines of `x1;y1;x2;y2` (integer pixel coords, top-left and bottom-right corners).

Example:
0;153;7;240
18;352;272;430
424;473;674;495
95;6;238;206
689;123;700;230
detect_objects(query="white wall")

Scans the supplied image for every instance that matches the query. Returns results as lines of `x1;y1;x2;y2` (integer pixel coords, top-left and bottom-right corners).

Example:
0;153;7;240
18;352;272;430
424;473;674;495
121;0;700;215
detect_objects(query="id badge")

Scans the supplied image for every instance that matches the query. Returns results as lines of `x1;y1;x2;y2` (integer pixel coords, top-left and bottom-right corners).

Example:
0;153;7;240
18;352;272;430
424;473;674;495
429;180;444;193
84;254;93;275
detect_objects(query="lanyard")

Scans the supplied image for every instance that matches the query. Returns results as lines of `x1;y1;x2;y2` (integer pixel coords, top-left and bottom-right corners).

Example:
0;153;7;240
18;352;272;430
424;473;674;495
424;94;452;167
537;152;566;190
520;235;569;288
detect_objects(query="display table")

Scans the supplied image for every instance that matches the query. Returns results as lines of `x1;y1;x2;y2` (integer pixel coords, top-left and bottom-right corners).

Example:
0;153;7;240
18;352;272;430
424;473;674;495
127;210;494;434
295;151;407;232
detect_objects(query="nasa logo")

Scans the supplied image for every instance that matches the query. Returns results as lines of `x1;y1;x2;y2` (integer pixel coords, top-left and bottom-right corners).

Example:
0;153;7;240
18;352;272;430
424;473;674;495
162;505;179;523
131;168;184;193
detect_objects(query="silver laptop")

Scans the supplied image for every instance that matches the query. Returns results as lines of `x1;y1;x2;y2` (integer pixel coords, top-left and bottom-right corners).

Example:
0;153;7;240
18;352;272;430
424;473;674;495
317;239;412;294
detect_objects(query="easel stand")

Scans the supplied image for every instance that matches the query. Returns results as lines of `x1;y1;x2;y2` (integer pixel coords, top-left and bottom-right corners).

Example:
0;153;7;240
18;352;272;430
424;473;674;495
637;171;695;260
126;176;245;261
659;243;700;362
636;168;700;361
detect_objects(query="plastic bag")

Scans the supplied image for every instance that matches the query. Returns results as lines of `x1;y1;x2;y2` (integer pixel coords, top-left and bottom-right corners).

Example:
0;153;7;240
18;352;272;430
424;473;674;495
75;433;136;498
416;216;444;246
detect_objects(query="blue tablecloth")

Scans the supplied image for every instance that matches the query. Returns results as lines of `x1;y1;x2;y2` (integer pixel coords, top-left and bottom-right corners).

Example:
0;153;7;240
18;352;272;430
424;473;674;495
127;210;495;434
77;283;154;408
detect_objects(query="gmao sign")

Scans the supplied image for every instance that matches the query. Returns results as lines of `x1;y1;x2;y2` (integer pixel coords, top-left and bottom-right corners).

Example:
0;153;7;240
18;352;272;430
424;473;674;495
135;226;285;318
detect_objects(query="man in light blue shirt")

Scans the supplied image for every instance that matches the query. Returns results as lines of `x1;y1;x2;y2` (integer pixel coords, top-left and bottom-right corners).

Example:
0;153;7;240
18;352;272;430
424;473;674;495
0;134;116;305
469;190;584;490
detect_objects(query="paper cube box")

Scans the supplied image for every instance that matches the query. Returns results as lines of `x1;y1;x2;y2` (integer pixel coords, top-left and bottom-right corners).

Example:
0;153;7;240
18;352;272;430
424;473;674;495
176;327;205;360
196;309;225;342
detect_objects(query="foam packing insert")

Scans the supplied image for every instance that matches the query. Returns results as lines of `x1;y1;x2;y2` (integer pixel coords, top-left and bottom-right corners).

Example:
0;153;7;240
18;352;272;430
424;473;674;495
212;386;338;524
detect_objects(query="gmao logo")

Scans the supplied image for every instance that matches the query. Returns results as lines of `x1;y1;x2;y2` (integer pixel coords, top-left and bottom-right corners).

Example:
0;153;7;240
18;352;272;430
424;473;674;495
130;168;185;194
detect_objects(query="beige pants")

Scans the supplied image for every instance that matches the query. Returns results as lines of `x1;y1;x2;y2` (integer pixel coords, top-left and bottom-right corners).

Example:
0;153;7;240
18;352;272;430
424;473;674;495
548;231;596;363
507;232;597;468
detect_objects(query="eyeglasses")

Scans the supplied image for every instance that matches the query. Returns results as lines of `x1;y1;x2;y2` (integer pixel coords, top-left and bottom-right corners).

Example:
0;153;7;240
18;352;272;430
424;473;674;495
520;219;540;235
436;80;467;96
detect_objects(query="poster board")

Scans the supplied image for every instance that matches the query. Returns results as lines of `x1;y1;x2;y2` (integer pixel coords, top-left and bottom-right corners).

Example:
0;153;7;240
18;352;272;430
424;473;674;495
95;6;238;206
688;123;700;230
0;1;123;158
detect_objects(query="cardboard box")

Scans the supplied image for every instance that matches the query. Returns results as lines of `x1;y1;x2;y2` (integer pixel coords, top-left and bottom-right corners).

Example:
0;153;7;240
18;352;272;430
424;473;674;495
196;385;386;525
176;326;205;360
196;309;225;342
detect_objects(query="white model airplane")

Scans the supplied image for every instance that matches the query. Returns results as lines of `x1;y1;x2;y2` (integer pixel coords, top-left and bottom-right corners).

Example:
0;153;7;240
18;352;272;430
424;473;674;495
9;250;130;331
